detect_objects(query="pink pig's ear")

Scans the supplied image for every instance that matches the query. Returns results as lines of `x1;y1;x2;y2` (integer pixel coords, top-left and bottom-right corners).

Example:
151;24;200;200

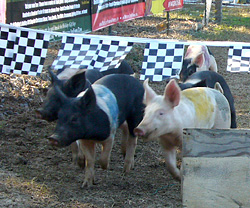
143;78;157;104
164;79;180;108
192;52;204;68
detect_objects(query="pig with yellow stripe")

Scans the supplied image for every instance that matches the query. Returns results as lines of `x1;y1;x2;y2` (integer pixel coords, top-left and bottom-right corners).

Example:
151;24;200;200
134;78;231;181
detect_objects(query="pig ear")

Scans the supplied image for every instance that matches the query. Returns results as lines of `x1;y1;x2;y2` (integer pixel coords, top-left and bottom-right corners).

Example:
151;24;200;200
192;52;204;68
54;85;69;104
64;71;88;96
143;78;157;104
164;79;180;107
48;67;60;85
214;82;224;94
79;85;96;110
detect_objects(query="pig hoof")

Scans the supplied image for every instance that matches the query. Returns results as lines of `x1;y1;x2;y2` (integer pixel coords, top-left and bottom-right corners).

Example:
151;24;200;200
99;160;109;170
77;158;86;169
81;180;95;188
173;175;181;182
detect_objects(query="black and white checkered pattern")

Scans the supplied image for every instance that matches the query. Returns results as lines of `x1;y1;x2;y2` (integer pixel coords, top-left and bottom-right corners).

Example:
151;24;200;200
10;29;50;76
0;26;17;74
227;46;250;73
52;36;100;70
89;40;134;71
140;42;184;81
52;37;134;71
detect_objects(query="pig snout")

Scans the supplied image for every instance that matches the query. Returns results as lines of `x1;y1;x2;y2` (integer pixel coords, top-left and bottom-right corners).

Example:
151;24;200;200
35;108;44;119
134;127;145;137
48;134;60;147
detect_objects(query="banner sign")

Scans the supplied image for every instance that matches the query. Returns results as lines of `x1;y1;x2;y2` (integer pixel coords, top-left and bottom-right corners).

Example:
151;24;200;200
147;0;183;15
5;0;91;34
92;0;145;31
163;0;183;12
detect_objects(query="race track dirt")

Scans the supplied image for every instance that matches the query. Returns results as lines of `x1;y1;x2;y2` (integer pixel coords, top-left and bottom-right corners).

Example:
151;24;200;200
0;16;249;207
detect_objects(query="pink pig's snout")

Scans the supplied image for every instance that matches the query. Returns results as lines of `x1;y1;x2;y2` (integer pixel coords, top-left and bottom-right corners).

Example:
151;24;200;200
134;127;145;137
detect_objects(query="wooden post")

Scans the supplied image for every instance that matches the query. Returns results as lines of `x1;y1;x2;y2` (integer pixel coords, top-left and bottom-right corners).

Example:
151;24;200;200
167;11;170;35
182;129;250;208
108;26;112;35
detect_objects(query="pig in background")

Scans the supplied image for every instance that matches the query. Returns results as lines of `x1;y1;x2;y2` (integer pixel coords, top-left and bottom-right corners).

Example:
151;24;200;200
36;68;102;122
134;79;231;181
48;74;145;187
180;45;218;82
36;60;134;122
178;70;237;128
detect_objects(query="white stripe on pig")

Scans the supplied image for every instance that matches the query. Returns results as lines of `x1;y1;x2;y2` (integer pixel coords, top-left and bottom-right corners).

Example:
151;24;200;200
78;84;119;135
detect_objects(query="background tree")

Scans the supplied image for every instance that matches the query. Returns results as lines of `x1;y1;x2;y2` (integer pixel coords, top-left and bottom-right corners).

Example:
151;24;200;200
214;0;223;23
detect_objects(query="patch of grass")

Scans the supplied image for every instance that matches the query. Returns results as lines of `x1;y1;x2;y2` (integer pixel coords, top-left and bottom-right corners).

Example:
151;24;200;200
168;4;250;42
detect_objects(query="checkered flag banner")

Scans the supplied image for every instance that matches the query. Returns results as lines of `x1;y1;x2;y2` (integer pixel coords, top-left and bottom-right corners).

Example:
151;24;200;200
51;36;100;70
0;24;50;76
140;42;184;81
52;37;133;72
227;46;250;73
11;29;50;76
88;40;134;71
0;26;17;74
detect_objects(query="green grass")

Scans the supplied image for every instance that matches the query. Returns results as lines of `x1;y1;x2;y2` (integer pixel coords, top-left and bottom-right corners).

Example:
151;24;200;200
168;4;250;42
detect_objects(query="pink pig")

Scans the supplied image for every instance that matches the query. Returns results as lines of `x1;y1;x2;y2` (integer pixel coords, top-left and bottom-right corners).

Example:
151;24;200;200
180;45;218;82
134;79;231;181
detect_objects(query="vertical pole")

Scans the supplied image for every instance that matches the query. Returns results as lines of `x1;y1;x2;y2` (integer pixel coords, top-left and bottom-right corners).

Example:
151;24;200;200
203;0;207;26
108;26;112;35
167;11;170;35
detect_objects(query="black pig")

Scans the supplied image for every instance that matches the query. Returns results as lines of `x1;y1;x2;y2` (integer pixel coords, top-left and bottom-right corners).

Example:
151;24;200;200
49;74;144;187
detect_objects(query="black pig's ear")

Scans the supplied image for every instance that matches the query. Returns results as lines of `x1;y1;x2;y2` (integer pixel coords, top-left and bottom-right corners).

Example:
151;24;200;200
54;85;69;104
48;67;60;85
64;71;88;97
79;85;96;110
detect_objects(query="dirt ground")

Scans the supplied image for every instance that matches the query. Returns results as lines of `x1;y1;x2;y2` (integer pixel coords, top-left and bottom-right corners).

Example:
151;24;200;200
0;16;250;208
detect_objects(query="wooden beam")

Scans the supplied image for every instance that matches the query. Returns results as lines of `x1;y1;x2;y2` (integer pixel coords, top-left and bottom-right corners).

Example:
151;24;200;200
182;129;250;208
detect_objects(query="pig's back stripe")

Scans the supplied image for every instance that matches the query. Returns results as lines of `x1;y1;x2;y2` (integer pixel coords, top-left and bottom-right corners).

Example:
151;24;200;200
92;84;119;133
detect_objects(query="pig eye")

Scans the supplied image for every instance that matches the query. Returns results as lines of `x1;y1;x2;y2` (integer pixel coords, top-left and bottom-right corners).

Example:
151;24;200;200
158;110;165;117
70;115;79;124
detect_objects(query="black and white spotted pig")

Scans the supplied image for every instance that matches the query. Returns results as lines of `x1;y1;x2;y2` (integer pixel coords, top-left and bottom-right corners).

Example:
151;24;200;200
48;74;144;187
180;45;218;82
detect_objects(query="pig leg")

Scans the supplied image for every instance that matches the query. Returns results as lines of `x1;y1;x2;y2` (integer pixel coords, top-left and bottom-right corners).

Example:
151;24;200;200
159;138;181;181
71;141;79;165
71;141;85;169
123;135;137;173
79;140;96;188
99;136;114;170
120;122;129;157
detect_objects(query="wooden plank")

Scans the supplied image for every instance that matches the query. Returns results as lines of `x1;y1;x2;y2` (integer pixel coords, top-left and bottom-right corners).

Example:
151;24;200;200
182;157;250;208
182;129;250;208
182;129;250;157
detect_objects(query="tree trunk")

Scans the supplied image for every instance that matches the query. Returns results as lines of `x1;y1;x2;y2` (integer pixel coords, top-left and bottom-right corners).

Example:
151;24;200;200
214;0;223;23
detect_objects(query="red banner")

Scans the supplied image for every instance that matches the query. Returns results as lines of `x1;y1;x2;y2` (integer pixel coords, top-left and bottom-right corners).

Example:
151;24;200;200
92;1;145;31
163;0;183;12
